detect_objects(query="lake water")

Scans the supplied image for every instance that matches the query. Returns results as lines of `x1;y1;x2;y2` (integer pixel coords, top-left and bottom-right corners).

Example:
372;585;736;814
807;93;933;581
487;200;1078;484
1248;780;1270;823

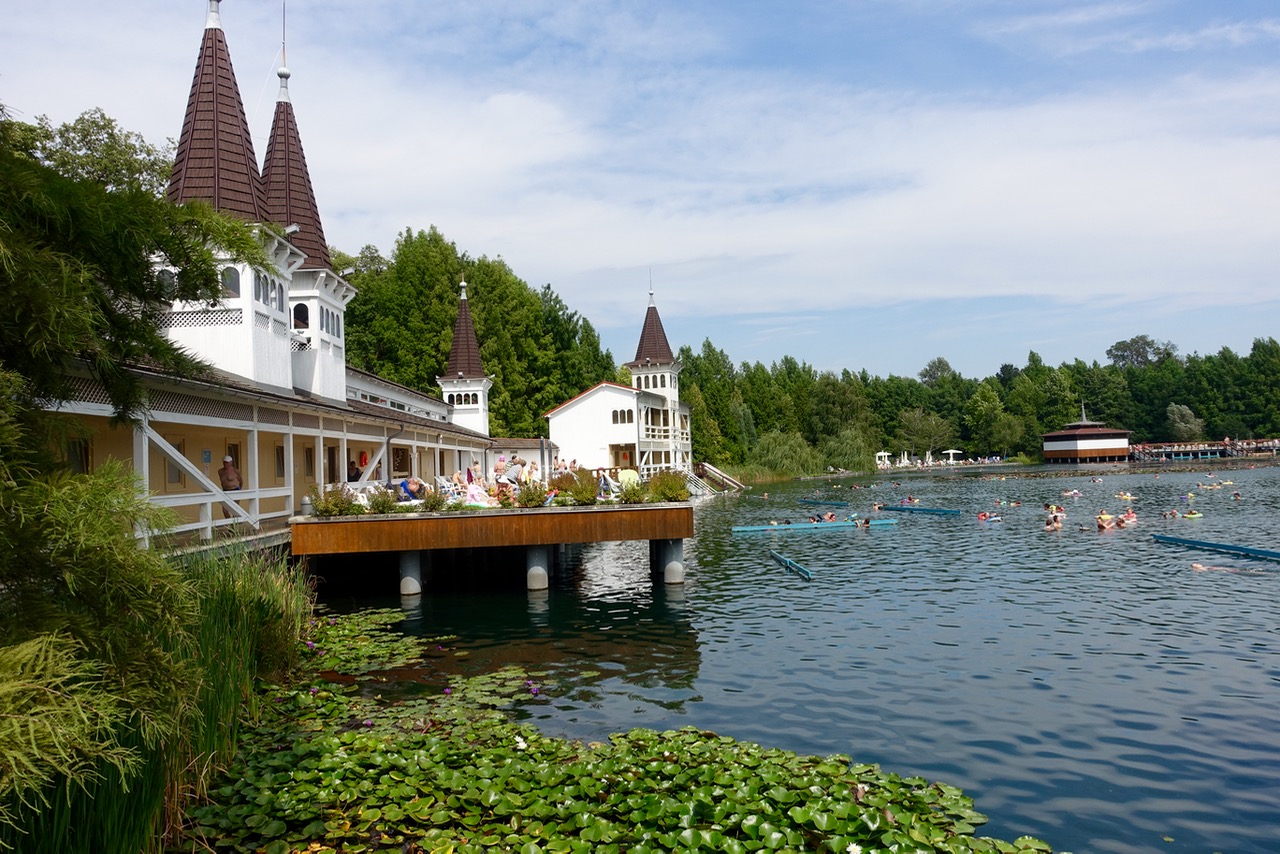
325;463;1280;853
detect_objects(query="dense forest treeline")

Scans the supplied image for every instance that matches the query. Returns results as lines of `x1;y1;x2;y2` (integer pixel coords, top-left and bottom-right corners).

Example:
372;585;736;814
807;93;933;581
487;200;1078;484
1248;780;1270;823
334;228;1280;472
676;336;1280;469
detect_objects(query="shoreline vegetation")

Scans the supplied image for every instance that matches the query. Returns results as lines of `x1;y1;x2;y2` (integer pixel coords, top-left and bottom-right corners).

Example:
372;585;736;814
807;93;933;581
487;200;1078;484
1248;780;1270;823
174;608;1057;854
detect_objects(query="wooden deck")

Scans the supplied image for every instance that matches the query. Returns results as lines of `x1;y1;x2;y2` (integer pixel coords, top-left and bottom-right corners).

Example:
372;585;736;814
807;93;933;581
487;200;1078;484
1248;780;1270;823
290;502;694;555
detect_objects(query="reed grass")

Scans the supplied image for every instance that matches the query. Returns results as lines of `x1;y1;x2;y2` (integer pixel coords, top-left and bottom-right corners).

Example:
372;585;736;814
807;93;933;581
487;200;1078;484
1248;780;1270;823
0;546;314;853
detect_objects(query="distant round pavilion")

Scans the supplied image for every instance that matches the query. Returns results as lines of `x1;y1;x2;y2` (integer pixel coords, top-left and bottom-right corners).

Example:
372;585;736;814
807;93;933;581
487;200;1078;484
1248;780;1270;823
1041;407;1131;464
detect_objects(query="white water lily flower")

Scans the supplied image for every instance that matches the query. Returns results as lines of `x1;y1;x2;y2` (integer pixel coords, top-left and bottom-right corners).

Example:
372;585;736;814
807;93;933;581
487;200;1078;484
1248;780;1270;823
515;735;528;751
846;845;863;854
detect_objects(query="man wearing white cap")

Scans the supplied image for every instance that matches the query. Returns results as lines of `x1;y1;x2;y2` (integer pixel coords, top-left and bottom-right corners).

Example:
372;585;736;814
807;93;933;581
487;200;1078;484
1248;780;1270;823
218;454;241;518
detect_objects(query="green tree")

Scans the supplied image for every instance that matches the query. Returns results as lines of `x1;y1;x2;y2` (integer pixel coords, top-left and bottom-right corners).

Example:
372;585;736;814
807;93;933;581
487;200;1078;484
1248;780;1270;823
818;426;876;474
1106;334;1178;369
962;382;1004;455
22;108;175;197
342;227;614;436
750;430;824;476
1166;403;1204;441
895;407;955;457
0;111;266;426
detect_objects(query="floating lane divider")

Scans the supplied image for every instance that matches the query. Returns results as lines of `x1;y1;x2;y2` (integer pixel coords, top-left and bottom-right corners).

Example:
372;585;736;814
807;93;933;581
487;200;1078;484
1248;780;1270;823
1151;533;1280;562
879;505;962;516
768;549;813;581
798;498;852;508
732;519;899;534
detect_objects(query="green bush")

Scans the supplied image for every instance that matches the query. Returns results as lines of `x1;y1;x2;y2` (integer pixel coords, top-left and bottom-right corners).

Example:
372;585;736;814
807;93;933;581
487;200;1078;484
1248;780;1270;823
415;488;448;511
0;461;314;854
308;484;363;517
565;469;600;505
618;479;647;504
364;485;399;515
515;481;548;507
647;469;691;502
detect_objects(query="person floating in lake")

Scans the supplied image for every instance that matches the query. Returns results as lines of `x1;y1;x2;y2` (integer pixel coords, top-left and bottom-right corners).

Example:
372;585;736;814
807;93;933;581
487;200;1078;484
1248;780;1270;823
823;511;838;522
1096;510;1115;531
1233;491;1243;500
1044;515;1062;532
1191;562;1261;574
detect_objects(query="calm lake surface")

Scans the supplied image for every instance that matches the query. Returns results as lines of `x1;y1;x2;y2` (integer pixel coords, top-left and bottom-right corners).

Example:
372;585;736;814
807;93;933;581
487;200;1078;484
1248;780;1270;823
324;463;1280;853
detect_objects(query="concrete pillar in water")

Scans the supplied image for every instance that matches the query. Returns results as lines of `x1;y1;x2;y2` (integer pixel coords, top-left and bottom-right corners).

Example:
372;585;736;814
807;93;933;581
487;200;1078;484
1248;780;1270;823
653;538;685;585
527;545;550;590
399;550;423;596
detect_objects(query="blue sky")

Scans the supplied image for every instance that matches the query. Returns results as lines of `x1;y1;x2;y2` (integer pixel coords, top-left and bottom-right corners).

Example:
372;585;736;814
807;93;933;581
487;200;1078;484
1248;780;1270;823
5;1;1279;379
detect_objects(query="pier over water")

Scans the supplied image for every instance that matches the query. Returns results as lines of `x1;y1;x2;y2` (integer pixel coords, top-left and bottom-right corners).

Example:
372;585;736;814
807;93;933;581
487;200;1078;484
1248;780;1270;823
291;503;694;593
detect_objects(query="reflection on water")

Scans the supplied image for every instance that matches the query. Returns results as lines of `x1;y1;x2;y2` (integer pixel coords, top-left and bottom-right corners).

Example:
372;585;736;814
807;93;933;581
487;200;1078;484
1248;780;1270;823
320;464;1280;854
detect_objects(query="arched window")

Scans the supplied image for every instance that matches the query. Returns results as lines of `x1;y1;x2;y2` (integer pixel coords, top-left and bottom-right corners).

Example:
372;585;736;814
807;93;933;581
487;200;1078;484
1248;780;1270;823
660;375;666;388
336;315;342;339
275;280;286;312
628;410;634;423
448;394;455;405
220;267;240;297
254;271;265;302
612;410;619;424
643;376;650;389
293;303;309;329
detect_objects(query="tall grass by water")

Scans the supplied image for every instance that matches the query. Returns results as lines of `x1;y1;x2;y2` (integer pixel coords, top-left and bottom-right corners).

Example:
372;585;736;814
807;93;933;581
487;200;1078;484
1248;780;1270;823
0;547;313;853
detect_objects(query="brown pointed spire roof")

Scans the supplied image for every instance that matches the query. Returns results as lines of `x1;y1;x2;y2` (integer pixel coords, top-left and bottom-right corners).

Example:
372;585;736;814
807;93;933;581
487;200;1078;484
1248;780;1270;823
627;289;675;367
167;0;269;221
262;66;331;268
445;281;486;379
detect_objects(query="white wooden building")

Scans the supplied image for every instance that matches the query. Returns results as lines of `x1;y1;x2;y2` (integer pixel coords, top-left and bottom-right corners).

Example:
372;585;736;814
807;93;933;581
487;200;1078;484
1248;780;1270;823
545;292;692;476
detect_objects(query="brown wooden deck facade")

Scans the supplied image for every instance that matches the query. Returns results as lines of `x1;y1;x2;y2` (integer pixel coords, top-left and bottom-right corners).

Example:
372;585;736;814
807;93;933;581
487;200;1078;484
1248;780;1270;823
291;503;694;592
291;503;693;554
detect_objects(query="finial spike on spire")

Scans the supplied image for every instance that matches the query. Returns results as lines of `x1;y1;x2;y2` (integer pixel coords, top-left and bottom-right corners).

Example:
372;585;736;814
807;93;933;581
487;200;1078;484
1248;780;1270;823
276;66;291;102
460;277;468;300
206;0;222;29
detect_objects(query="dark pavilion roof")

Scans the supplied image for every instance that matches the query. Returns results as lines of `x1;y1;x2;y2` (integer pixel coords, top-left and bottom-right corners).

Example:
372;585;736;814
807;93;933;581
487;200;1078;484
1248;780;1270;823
167;1;269;221
445;283;485;379
262;67;331;268
626;292;675;367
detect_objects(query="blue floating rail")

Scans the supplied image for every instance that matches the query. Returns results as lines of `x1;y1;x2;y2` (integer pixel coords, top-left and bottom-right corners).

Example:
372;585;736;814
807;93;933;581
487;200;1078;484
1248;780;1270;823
1151;533;1280;562
768;549;813;581
879;505;962;516
732;519;898;534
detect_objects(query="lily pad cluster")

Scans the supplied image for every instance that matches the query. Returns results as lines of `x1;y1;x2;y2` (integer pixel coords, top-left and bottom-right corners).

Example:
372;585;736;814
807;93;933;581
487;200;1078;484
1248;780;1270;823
179;610;1057;853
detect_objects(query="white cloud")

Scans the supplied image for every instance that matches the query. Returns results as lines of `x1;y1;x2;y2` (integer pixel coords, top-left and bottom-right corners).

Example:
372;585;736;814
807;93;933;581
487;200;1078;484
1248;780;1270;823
4;0;1279;377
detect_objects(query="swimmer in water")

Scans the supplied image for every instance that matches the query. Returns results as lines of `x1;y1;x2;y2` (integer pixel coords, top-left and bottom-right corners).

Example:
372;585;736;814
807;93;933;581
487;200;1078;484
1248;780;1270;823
1190;562;1258;574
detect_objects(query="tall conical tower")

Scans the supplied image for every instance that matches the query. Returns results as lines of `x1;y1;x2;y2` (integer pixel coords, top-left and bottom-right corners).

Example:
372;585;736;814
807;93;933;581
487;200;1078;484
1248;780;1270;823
438;280;491;436
162;0;301;394
168;0;269;220
625;289;688;471
626;288;680;405
263;62;354;403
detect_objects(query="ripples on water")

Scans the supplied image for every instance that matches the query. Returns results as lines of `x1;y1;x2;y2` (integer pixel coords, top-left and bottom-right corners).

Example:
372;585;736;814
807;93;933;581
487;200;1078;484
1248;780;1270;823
329;465;1280;854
